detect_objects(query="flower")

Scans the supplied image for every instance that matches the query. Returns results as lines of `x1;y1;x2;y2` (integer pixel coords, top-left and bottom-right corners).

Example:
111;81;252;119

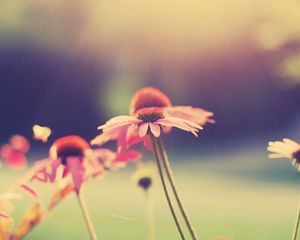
99;106;203;139
93;87;214;147
130;87;215;126
32;124;52;143
32;135;106;193
0;135;30;169
267;138;300;170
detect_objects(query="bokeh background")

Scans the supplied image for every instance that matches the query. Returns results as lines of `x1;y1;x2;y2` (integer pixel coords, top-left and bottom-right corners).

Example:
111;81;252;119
1;0;300;239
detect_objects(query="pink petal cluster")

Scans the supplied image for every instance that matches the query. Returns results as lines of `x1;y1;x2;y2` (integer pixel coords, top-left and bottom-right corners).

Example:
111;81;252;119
92;87;214;163
31;136;106;193
0;135;30;169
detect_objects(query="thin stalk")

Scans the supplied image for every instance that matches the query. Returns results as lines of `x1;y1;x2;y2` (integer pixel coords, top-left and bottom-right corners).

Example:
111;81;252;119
157;137;198;240
76;191;98;240
150;135;186;240
145;191;156;240
292;194;300;240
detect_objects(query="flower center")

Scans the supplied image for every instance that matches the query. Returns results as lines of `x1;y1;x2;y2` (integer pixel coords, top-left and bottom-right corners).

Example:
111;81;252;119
50;135;90;165
138;177;152;190
130;87;172;114
136;107;164;123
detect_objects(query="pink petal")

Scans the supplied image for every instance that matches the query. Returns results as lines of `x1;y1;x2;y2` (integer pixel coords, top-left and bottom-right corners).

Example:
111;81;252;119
90;130;119;146
0;145;27;169
143;136;153;151
138;123;149;137
149;123;161;137
49;159;62;182
9;135;30;153
164;106;214;125
117;125;130;151
20;184;41;201
114;150;142;163
66;157;85;193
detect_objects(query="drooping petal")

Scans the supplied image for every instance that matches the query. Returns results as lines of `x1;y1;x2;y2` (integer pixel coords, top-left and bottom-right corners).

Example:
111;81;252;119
20;184;41;202
114;150;142;163
98;116;142;131
157;117;202;136
164;106;215;125
66;157;85;193
149;123;161;137
138;123;149;137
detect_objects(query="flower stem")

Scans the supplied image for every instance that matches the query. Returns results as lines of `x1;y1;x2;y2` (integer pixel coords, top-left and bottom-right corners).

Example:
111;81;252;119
145;190;156;240
76;191;98;240
157;137;198;240
292;194;300;240
150;134;186;240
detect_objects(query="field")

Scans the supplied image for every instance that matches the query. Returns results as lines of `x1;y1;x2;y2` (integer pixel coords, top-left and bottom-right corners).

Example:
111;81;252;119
1;144;299;240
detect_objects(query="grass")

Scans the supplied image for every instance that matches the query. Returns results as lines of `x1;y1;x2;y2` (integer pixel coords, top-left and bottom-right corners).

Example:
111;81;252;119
1;147;300;240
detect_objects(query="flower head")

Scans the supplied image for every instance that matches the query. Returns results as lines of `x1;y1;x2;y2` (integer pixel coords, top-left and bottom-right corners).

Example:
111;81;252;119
132;165;154;191
130;87;172;115
50;135;89;164
267;138;300;170
0;135;30;169
99;107;202;139
32;135;106;193
93;86;214;166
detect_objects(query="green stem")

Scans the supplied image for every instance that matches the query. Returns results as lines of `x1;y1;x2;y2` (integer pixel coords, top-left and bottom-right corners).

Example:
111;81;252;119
76;191;98;240
145;191;156;240
157;137;198;240
292;194;300;240
150;135;186;240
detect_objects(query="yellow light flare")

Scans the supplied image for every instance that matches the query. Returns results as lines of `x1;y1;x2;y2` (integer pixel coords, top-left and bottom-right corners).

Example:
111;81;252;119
32;125;52;143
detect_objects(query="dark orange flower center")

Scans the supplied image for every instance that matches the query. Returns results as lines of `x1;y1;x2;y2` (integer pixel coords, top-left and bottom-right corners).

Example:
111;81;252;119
50;135;89;165
136;107;164;123
130;87;172;114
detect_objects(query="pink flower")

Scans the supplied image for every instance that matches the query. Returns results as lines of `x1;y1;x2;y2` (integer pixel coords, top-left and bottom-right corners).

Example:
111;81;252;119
130;87;214;126
0;135;30;169
93;87;214;148
99;107;203;139
32;135;106;193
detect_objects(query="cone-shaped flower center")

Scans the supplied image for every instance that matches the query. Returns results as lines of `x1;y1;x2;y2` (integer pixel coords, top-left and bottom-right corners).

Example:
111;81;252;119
50;135;90;165
130;87;172;114
138;177;152;190
292;149;300;164
136;107;164;123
